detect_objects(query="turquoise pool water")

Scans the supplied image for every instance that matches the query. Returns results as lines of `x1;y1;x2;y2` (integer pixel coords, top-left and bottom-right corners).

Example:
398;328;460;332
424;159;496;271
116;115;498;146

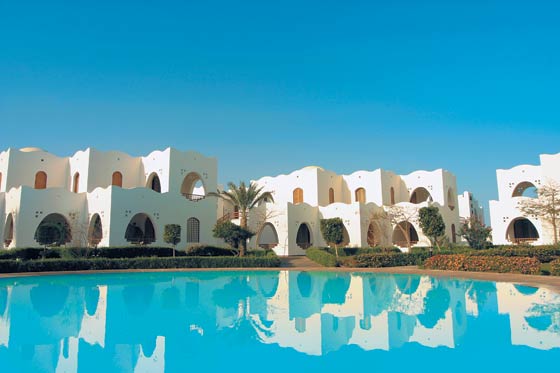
0;271;559;372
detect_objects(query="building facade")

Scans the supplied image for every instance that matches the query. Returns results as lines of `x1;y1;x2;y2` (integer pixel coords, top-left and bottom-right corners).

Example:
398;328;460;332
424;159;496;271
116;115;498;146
489;152;560;245
457;191;485;225
220;166;464;255
0;147;218;249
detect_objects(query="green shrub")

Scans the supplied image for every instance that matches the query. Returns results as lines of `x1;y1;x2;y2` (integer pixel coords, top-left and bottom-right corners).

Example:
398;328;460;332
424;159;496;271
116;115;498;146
550;258;560;276
0;248;60;260
424;254;541;275
353;252;430;268
247;249;277;257
0;256;281;273
185;245;238;256
306;248;338;267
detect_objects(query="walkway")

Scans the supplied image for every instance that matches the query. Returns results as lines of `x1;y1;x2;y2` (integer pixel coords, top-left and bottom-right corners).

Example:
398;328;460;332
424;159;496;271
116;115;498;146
280;256;319;268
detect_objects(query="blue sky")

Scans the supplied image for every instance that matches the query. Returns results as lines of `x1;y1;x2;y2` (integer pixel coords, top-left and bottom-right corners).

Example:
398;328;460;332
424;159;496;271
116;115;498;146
1;0;560;219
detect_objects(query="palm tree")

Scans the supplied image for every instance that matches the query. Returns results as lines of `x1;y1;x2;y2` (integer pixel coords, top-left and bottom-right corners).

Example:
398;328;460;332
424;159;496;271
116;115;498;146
209;181;274;256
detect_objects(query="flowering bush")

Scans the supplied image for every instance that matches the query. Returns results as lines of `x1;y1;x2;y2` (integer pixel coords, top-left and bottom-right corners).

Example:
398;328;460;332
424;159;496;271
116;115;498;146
550;258;560;276
424;254;541;275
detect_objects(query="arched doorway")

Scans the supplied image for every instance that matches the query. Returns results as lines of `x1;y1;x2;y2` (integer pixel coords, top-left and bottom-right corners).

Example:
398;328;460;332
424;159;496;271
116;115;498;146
125;213;156;244
296;223;312;249
512;182;538;198
257;223;279;249
355;188;366;203
88;214;103;247
506;218;539;244
187;217;200;243
367;221;382;247
293;188;303;204
35;171;47;189
112;171;123;187
181;172;206;201
3;213;14;247
447;188;455;210
72;172;80;193
410;187;431;204
34;213;72;246
147;173;161;193
392;222;419;247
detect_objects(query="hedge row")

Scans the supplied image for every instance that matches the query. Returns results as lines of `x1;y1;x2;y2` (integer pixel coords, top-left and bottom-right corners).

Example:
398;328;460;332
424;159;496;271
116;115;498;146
353;252;431;268
424;254;541;275
306;248;338;267
0;256;281;273
0;246;239;260
410;246;560;263
551;259;560;276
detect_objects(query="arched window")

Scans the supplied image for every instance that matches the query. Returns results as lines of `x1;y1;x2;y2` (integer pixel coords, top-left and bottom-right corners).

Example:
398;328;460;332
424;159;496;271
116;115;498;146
35;171;47;189
147;173;161;193
451;224;457;243
296;223;312;249
512;182;538;198
257;223;279;249
392;222;419;248
293;188;304;205
125;213;156;244
187;217;200;243
88;214;103;247
112;171;123;187
367;222;381;247
72;172;80;193
447;188;456;210
410;187;431;204
34;213;72;246
506;218;539;244
3;213;14;247
329;188;335;204
0;172;3;191
390;187;395;205
181;172;206;201
355;188;366;203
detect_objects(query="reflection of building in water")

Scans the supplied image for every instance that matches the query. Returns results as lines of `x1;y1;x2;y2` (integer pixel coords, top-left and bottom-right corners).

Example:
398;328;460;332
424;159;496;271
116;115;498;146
0;272;559;370
497;283;560;350
0;286;11;348
255;272;472;355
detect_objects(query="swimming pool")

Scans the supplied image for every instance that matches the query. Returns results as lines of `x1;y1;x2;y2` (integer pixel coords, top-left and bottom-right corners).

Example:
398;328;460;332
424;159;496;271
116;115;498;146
0;271;558;372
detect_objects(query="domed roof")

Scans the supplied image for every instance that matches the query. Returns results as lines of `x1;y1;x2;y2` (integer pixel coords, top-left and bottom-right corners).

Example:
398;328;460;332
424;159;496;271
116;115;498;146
19;147;45;153
302;165;325;171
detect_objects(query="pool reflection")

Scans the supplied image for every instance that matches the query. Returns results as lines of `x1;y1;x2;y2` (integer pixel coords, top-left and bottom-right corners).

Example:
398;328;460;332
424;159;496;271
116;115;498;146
0;271;559;372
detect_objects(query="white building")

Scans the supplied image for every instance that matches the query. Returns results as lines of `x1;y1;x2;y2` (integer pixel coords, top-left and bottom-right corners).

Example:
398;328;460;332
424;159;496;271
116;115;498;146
221;166;465;256
489;152;560;245
458;191;485;224
0;147;218;249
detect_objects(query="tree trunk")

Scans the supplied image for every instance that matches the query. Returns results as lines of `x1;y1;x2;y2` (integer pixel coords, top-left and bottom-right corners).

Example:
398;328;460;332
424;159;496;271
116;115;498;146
240;210;248;256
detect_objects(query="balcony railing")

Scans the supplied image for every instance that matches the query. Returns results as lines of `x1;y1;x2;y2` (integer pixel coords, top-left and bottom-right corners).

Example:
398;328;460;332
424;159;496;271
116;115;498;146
183;193;206;202
217;211;240;223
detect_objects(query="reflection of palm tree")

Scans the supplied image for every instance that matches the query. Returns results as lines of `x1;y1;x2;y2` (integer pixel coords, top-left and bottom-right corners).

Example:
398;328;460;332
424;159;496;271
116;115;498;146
212;276;274;345
467;281;497;310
